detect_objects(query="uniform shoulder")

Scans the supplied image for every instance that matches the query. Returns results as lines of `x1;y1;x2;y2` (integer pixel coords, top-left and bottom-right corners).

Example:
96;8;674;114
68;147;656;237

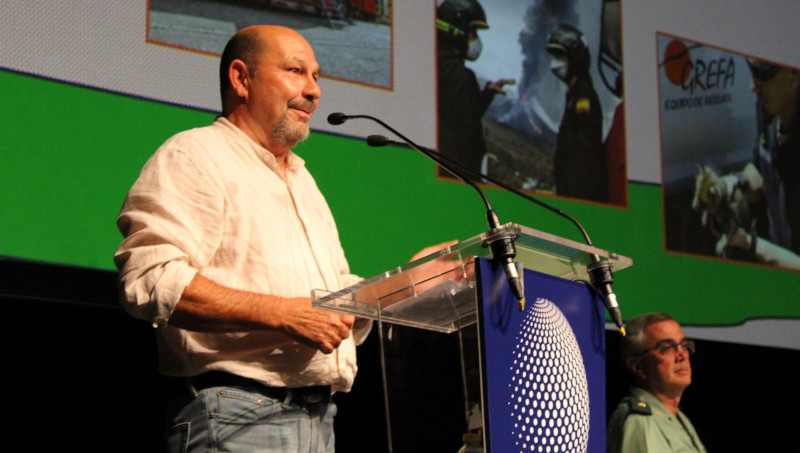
625;397;653;416
608;395;653;432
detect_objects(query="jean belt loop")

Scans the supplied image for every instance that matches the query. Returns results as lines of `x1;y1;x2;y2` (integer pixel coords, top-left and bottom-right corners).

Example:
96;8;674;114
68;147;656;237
283;388;294;407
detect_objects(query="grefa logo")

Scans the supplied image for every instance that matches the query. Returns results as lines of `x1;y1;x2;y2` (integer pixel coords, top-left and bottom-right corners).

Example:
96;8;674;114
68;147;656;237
661;39;736;94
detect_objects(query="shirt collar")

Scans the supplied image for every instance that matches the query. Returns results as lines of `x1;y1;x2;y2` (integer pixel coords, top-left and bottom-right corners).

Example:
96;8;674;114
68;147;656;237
213;116;307;176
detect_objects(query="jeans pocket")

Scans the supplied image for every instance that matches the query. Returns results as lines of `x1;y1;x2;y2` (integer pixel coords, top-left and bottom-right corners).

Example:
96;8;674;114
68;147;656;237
212;388;282;423
165;421;190;453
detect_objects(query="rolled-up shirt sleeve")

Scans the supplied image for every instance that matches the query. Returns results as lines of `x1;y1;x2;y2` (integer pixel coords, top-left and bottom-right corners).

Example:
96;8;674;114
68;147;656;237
114;141;221;327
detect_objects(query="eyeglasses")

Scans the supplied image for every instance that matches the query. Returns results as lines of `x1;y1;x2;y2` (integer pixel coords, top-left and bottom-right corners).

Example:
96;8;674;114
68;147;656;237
639;339;695;356
747;60;781;82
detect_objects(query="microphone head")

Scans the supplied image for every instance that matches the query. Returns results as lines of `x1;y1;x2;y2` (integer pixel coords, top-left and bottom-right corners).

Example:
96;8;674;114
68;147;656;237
327;112;347;125
366;135;391;147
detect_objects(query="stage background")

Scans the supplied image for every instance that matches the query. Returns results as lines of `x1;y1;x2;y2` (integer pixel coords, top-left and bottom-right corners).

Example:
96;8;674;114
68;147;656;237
1;1;799;451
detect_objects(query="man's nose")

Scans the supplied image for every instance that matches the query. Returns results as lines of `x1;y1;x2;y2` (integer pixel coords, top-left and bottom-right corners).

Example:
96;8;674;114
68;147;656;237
304;78;321;102
675;344;691;359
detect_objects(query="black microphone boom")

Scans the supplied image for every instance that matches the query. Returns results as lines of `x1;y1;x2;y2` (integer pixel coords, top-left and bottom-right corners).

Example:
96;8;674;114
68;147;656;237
329;112;526;310
366;133;627;335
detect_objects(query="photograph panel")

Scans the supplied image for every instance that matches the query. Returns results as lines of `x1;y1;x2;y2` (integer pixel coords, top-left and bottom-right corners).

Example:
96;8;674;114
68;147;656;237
659;32;800;271
435;0;626;206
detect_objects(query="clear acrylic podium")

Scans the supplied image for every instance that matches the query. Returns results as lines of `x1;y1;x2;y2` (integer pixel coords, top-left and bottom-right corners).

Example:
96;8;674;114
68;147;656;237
312;223;632;453
312;223;631;333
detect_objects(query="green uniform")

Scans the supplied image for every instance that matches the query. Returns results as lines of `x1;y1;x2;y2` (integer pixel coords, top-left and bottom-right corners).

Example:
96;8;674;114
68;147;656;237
607;386;707;453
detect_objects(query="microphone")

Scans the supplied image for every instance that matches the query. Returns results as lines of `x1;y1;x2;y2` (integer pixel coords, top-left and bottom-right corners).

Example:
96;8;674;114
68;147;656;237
367;133;627;335
366;134;391;147
587;255;625;336
327;112;348;125
329;112;526;310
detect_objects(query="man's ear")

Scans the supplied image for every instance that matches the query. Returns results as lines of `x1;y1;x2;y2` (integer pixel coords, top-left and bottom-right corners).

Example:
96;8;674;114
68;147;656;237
229;59;250;98
626;356;645;381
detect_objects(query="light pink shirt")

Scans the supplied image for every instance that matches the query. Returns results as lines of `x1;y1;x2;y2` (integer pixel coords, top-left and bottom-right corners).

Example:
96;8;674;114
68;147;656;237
115;117;366;392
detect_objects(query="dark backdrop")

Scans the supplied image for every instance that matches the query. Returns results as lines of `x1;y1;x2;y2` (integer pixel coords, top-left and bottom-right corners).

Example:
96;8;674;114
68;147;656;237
2;257;797;452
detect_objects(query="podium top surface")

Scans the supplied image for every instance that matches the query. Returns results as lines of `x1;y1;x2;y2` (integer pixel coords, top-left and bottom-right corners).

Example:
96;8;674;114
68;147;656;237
312;223;632;332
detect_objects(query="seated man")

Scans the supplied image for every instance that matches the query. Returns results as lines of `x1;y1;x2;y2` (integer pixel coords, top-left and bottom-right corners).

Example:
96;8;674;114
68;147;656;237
607;312;707;452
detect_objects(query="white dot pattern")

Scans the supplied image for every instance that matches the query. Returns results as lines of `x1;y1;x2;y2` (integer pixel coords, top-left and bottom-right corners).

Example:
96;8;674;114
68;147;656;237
506;297;589;453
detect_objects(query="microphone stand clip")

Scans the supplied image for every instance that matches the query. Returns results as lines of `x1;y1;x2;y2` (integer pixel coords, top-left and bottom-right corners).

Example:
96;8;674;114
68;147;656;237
481;224;525;311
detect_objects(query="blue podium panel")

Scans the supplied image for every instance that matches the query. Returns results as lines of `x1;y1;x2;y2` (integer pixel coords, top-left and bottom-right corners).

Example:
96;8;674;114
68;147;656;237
477;257;606;453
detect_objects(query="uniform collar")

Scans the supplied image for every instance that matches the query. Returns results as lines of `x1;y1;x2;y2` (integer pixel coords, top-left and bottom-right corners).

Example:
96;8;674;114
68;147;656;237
630;386;679;419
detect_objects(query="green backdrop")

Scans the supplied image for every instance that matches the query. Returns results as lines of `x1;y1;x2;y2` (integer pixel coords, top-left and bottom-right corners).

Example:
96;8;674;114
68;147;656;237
2;69;798;327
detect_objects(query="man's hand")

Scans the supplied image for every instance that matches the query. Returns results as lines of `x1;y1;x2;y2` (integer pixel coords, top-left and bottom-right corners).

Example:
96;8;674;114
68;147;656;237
409;240;460;262
276;298;355;354
486;78;517;95
408;240;475;293
716;226;751;256
170;275;355;354
740;163;764;199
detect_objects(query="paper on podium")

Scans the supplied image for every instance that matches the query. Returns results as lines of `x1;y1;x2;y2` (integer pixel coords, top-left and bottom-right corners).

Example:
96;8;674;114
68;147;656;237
312;223;632;333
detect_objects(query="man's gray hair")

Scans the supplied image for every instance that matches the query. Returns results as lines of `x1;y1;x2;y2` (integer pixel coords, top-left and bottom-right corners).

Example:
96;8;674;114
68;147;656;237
619;312;676;363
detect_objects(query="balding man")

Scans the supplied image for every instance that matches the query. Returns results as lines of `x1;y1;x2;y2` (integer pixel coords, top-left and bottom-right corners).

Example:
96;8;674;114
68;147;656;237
115;25;363;452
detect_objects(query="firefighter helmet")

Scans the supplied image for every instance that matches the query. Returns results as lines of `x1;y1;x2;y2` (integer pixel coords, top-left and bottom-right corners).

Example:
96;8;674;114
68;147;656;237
436;0;488;58
547;24;591;79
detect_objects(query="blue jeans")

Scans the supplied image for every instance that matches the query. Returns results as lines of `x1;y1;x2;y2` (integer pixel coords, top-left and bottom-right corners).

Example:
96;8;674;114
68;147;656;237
165;385;337;453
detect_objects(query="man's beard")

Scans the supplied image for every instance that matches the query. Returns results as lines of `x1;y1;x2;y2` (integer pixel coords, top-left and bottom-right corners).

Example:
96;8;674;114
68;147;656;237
271;100;314;148
271;116;309;148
